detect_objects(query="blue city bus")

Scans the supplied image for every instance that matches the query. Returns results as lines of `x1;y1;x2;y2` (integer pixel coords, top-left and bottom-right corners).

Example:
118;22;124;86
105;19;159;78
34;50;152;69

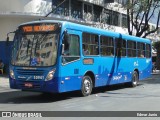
9;20;152;96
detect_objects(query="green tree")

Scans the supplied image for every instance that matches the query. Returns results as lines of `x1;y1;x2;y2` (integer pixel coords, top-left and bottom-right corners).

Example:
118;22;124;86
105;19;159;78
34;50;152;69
154;41;160;70
126;0;160;38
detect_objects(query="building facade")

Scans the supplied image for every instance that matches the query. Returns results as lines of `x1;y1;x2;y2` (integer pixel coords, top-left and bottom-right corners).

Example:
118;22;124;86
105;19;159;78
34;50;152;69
0;0;159;72
0;0;159;41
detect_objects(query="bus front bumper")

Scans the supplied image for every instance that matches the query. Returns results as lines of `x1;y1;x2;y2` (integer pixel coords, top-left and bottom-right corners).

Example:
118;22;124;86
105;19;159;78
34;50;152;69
9;78;59;93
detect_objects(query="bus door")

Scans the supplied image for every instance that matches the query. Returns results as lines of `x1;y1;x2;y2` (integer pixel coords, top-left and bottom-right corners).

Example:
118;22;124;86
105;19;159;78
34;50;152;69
59;30;82;92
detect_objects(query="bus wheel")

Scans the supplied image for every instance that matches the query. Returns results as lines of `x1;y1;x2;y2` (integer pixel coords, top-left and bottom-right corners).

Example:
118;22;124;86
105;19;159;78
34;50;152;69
81;76;93;97
130;71;139;87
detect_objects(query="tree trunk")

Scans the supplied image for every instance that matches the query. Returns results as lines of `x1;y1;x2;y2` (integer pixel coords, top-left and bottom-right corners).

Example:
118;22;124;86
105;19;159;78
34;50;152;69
155;42;160;70
156;49;160;70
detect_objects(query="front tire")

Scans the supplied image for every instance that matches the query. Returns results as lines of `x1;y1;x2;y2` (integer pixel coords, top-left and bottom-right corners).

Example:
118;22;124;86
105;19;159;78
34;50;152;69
81;75;93;97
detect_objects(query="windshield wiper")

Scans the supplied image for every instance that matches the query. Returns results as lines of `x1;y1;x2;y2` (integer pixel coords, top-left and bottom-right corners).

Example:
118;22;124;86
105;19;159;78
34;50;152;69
27;39;30;55
16;35;24;60
34;32;49;54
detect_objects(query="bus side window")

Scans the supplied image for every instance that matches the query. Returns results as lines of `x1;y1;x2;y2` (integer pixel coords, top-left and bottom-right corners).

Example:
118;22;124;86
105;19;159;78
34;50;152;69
83;44;90;55
146;44;151;58
127;40;136;57
116;38;122;57
82;32;99;56
116;38;126;57
62;34;80;64
100;36;114;56
137;42;145;58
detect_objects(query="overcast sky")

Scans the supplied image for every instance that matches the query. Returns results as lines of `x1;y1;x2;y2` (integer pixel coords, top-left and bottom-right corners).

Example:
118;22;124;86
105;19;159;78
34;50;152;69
149;6;160;25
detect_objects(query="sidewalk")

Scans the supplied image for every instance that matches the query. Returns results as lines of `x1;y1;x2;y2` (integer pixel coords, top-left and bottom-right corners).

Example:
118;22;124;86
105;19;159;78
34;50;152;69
0;75;9;87
152;70;160;75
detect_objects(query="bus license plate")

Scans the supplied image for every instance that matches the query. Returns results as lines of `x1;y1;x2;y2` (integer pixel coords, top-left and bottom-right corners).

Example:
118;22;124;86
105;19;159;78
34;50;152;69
24;83;33;88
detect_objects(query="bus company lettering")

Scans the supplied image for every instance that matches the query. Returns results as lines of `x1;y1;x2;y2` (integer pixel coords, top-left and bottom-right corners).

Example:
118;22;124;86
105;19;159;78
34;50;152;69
34;76;44;80
113;75;122;80
134;61;139;67
18;76;26;79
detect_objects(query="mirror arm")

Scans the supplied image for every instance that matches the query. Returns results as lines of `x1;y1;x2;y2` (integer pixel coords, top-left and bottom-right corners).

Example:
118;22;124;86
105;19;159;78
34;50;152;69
6;31;16;42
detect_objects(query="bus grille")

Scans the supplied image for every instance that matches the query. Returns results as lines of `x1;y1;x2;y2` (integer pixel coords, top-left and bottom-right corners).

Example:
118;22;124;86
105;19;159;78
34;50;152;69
16;69;44;76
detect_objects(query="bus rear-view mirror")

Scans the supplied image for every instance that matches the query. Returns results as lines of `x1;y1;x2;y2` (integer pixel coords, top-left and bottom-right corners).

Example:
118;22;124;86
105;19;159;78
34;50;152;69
6;31;16;46
62;31;69;55
6;36;9;42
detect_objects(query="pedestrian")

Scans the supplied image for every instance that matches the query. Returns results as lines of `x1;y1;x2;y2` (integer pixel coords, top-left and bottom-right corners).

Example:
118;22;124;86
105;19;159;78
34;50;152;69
0;59;4;74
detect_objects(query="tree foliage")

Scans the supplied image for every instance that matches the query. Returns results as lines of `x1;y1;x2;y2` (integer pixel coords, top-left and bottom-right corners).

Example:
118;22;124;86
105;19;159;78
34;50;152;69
126;0;160;38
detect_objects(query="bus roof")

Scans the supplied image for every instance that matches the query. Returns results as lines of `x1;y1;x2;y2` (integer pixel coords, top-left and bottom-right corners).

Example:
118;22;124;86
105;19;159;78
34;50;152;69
120;33;151;44
19;20;119;37
19;20;151;44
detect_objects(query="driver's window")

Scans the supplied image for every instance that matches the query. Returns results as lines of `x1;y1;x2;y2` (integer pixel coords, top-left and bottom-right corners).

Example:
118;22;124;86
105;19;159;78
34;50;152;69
62;34;80;64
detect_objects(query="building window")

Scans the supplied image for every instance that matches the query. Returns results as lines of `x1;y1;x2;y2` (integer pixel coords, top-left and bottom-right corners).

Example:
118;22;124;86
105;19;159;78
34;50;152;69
122;14;127;28
104;0;114;3
71;0;82;19
93;5;102;22
83;3;93;21
82;33;99;55
102;9;120;26
121;0;127;5
115;0;127;5
112;11;120;26
101;9;112;24
52;0;69;16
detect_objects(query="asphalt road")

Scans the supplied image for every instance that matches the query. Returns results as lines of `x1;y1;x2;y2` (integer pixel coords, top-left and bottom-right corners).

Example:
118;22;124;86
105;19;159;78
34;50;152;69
0;74;160;119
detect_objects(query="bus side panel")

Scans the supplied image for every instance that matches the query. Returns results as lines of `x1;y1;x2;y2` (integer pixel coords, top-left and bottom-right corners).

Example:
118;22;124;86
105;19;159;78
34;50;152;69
82;57;125;87
58;57;152;92
59;60;83;93
94;57;116;87
80;57;132;87
58;56;117;92
106;57;132;85
114;57;152;84
138;58;152;80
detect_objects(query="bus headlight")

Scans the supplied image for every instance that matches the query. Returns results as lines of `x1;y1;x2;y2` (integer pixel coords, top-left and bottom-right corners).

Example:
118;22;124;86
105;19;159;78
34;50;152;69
10;70;15;79
45;69;56;81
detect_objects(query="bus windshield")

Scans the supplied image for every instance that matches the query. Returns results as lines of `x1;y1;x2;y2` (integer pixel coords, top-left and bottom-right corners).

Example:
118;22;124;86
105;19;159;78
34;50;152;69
11;24;60;67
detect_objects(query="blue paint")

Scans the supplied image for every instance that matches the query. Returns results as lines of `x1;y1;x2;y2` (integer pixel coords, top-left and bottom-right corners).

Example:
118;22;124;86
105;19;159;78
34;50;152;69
9;20;152;94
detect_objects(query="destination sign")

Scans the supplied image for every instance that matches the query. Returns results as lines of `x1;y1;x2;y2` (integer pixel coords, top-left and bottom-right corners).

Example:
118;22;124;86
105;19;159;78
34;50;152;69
22;24;58;32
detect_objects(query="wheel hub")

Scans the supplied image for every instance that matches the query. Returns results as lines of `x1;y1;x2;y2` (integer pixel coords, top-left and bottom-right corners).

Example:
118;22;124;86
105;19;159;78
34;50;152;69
84;79;91;93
